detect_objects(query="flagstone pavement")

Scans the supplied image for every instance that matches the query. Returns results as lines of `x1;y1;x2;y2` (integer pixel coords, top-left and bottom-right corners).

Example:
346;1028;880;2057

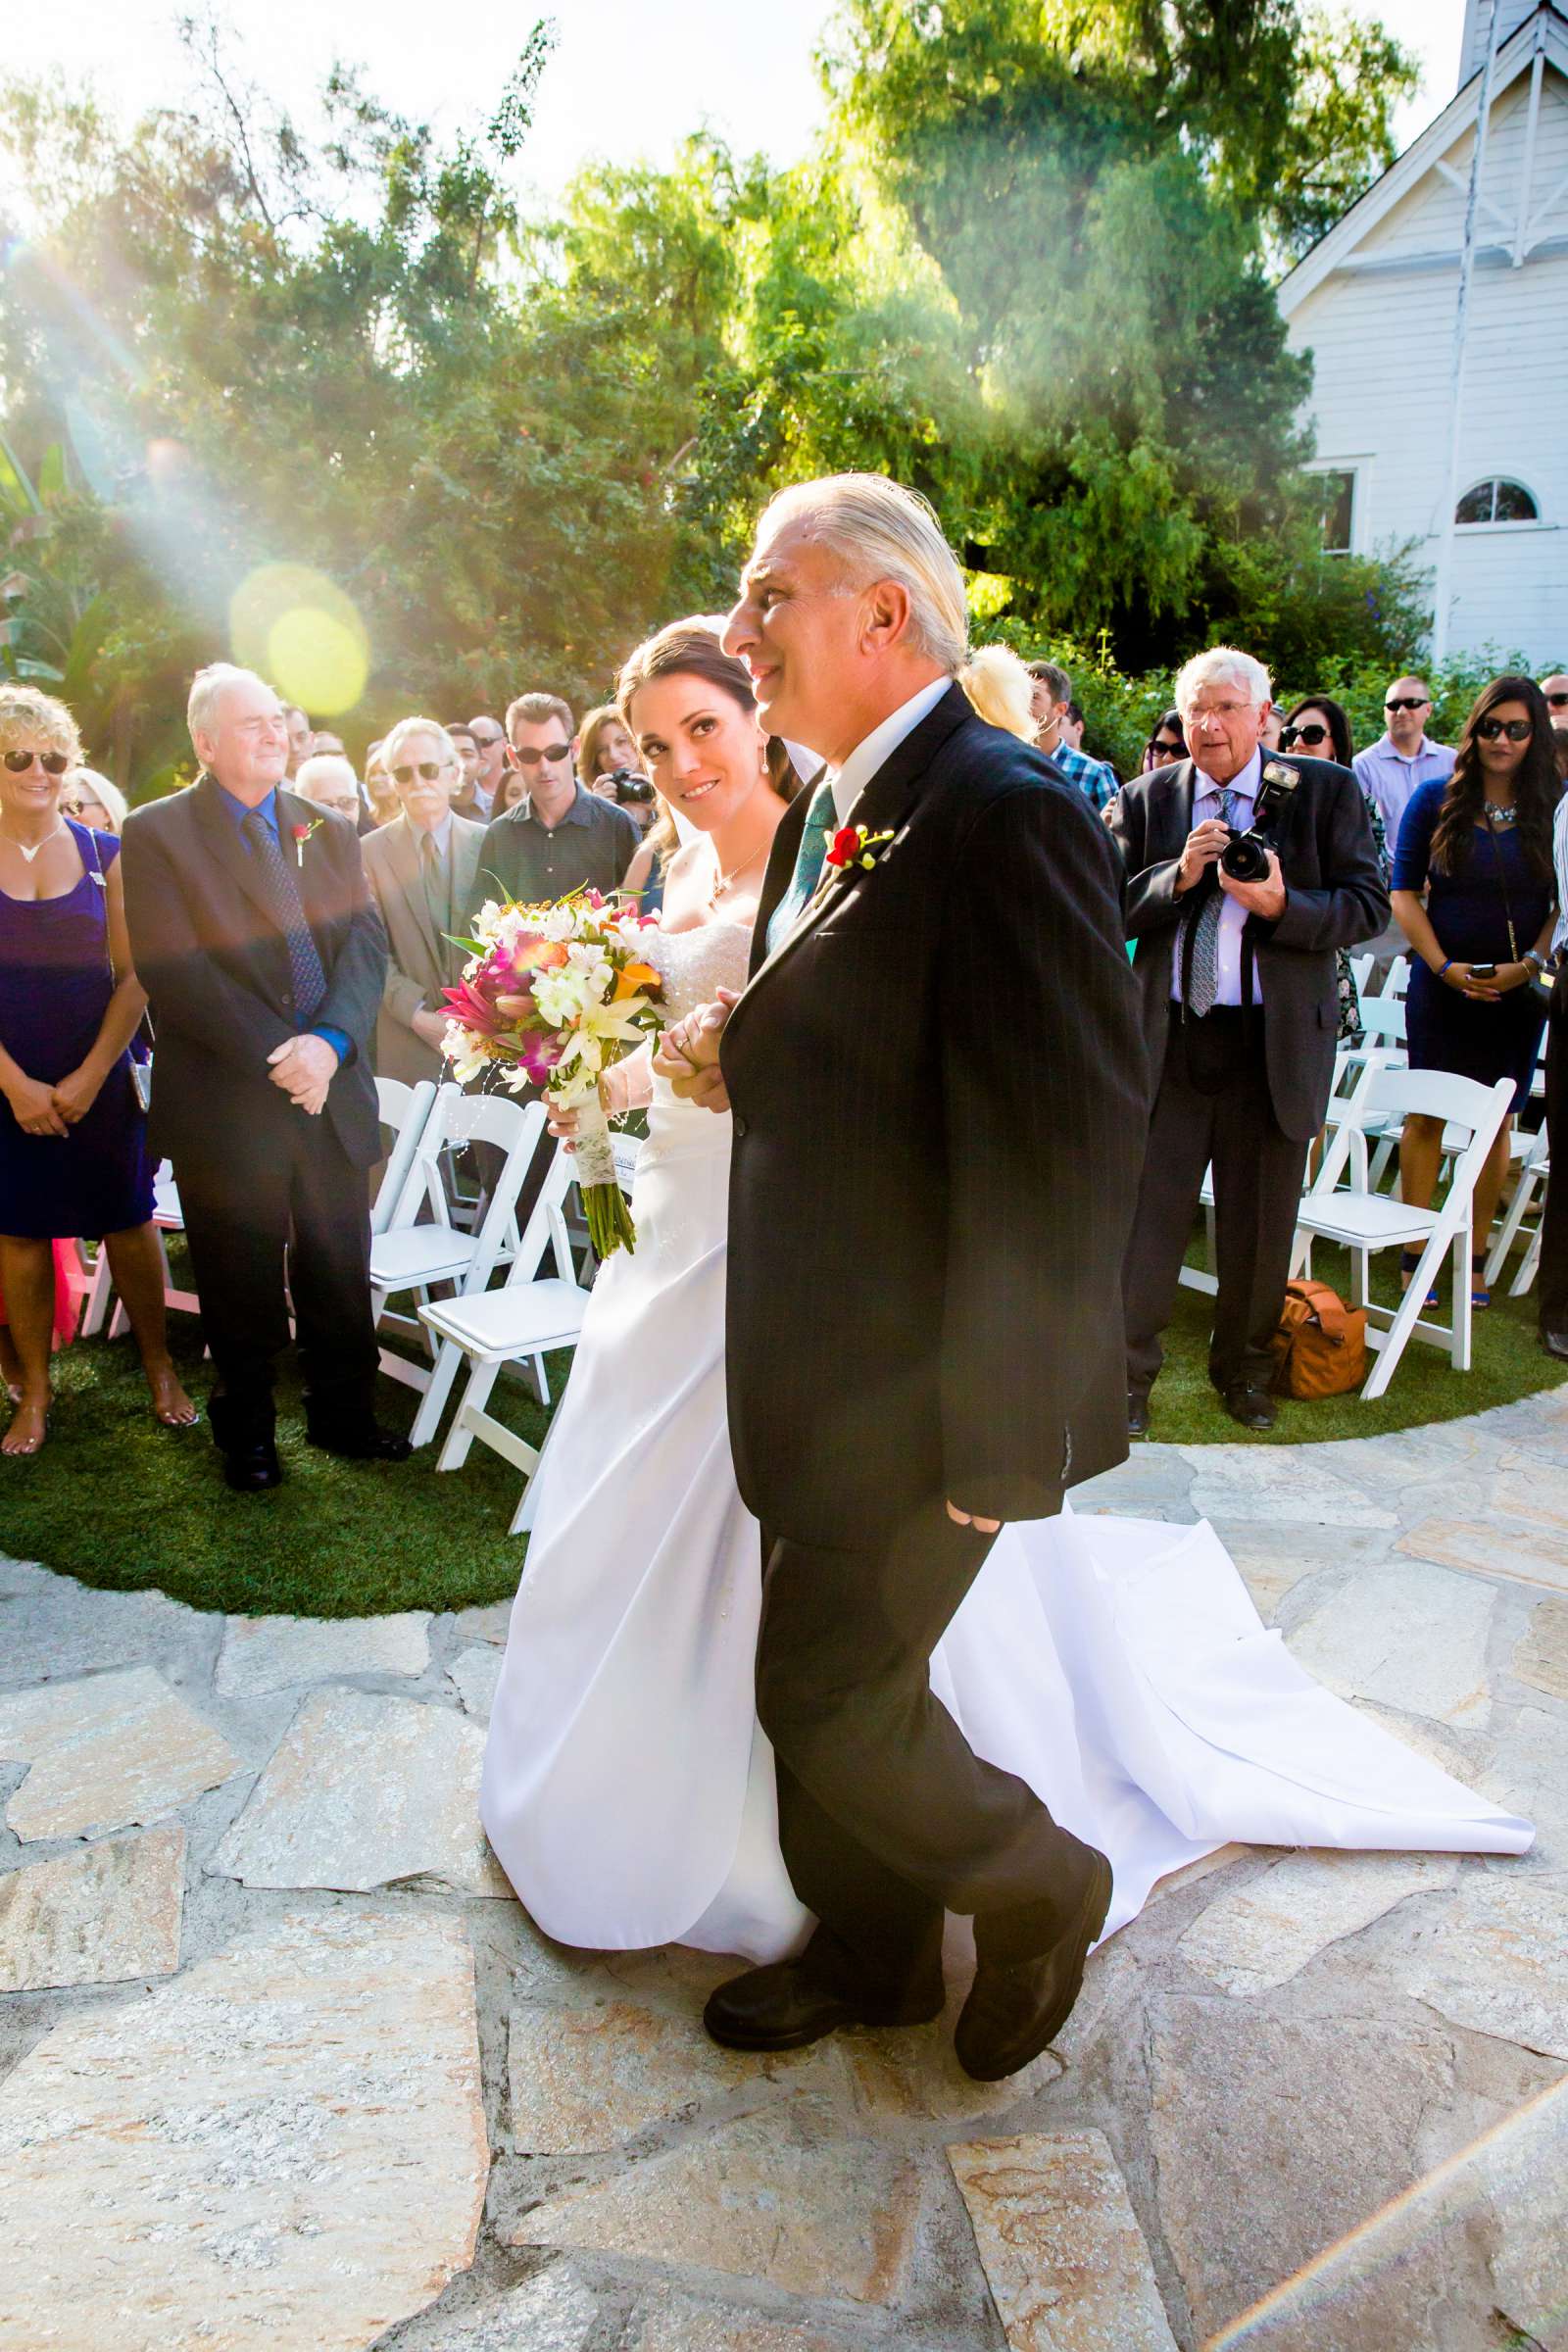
3;1392;1568;2352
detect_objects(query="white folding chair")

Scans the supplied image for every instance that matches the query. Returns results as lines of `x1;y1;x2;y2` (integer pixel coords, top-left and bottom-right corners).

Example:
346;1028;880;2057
371;1075;438;1235
1348;953;1374;999
1373;956;1410;1002
370;1090;546;1405
94;1159;202;1338
1487;1121;1550;1293
1292;1069;1514;1400
417;1142;594;1523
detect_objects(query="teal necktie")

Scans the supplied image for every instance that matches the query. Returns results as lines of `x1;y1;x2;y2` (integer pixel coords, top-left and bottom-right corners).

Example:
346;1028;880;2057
765;777;838;956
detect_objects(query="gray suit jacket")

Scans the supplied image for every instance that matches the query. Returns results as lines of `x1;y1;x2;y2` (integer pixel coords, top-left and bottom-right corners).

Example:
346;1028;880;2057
362;813;486;1085
1105;755;1389;1143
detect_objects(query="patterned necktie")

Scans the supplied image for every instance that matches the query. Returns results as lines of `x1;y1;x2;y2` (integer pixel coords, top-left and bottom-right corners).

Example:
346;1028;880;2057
765;776;838;956
242;808;327;1024
1183;788;1238;1019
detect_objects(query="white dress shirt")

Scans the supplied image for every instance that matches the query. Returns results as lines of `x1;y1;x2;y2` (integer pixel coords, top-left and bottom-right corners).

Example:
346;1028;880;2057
1170;750;1261;1008
826;676;954;827
1552;794;1568;959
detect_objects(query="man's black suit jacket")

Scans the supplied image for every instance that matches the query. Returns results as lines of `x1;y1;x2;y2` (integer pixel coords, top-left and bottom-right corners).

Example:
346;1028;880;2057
1105;755;1388;1144
121;776;386;1170
720;682;1149;1549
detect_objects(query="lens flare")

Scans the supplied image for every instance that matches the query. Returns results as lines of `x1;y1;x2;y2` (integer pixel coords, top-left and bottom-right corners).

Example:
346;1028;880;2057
229;564;369;717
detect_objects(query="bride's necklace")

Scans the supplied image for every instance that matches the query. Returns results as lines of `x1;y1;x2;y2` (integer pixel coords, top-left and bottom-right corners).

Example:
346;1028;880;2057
0;819;66;865
710;843;767;903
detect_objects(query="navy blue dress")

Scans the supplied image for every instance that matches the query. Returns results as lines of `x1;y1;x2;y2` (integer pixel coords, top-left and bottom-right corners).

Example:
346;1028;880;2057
1393;779;1552;1112
0;820;154;1240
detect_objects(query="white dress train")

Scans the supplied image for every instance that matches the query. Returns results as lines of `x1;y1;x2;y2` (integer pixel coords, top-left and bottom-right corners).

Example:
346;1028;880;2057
478;919;1532;1963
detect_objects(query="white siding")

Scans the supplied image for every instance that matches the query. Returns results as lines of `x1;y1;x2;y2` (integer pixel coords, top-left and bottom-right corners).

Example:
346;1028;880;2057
1286;65;1568;668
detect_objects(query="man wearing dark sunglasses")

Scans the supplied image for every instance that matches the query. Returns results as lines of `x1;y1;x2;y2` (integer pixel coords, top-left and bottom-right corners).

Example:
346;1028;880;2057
465;691;640;932
1351;674;1455;850
1540;672;1568;719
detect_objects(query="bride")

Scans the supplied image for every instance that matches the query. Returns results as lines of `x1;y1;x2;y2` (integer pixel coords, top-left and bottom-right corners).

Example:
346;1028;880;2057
478;620;1531;1982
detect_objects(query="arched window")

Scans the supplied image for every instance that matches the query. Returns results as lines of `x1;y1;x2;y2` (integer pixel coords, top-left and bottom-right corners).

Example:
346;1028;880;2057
1456;478;1540;525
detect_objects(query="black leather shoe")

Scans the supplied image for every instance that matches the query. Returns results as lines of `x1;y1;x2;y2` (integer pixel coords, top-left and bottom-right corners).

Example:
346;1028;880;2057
956;1848;1113;2082
1223;1382;1277;1431
306;1422;413;1462
703;1957;945;2054
1542;1329;1568;1362
221;1436;283;1493
1127;1391;1150;1438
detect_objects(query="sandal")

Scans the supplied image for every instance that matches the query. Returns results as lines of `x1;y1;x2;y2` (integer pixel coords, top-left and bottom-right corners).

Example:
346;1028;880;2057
1471;1255;1492;1311
1398;1249;1438;1308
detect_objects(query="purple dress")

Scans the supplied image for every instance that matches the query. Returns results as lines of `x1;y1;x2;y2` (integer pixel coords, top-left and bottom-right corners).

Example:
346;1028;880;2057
0;820;154;1240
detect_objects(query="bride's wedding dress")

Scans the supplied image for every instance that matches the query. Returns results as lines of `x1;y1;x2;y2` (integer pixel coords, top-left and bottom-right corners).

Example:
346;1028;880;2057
479;917;1532;1962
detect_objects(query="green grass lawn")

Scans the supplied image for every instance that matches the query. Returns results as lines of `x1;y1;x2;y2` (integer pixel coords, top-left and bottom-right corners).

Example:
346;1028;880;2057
3;1231;1560;1619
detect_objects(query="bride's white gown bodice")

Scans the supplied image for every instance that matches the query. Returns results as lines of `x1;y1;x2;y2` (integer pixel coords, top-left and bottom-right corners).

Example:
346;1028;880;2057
479;916;1531;1963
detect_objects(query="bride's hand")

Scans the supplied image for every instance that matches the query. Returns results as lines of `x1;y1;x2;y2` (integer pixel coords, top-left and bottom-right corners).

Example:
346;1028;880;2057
654;990;738;1110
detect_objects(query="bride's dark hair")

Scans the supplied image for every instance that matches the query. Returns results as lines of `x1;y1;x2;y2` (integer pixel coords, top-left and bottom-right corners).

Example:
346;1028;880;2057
616;619;801;871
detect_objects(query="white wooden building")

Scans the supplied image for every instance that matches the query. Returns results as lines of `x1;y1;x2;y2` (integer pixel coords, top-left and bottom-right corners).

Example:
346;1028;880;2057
1278;2;1568;667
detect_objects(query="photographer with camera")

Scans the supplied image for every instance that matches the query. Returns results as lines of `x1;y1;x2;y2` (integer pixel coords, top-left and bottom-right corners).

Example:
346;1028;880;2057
1107;648;1387;1432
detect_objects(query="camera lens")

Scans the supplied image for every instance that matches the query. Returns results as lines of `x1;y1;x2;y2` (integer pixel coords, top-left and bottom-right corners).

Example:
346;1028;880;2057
1219;831;1271;884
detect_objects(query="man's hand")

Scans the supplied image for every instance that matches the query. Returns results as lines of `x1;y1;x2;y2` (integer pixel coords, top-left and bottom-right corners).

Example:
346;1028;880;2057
946;1499;1003;1536
653;988;738;1113
1176;818;1230;893
1218;850;1287;922
412;1006;449;1051
268;1034;337;1116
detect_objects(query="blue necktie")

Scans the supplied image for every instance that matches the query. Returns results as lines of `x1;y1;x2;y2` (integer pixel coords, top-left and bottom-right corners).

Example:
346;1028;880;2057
766;777;838;956
1184;788;1238;1018
243;808;328;1024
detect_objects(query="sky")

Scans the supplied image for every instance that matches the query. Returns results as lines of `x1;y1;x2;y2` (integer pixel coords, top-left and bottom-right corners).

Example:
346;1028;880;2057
1;0;1472;205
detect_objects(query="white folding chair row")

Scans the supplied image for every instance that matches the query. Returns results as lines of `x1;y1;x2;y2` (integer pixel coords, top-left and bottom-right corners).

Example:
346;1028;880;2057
370;1088;547;1410
417;1139;594;1526
1486;1120;1550;1293
1293;1068;1514;1400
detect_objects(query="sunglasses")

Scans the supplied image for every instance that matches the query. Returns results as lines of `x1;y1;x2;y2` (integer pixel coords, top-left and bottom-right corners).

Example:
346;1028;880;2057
510;741;572;767
1147;739;1184;760
1545;692;1568;710
1384;697;1430;713
3;749;71;775
1281;722;1330;748
391;760;450;784
1476;717;1533;743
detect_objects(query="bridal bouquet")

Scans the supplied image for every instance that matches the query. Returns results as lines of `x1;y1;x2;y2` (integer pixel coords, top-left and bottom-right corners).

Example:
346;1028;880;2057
441;888;663;1258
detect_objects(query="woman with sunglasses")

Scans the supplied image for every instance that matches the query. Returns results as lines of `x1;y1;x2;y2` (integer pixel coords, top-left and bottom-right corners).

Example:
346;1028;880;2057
1392;676;1561;1307
1141;710;1186;774
60;766;128;836
1282;698;1389;1045
0;686;195;1452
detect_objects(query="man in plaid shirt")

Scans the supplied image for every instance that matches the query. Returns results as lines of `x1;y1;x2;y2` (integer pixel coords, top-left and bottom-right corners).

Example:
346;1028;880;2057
1027;662;1118;812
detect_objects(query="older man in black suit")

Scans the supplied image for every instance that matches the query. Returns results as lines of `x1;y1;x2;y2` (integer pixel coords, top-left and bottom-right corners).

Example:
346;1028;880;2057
122;664;405;1492
1107;648;1388;1434
655;474;1149;2082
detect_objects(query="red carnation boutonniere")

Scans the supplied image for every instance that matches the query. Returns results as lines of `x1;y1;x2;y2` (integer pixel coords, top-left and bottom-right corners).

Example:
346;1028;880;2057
291;815;325;866
823;822;896;878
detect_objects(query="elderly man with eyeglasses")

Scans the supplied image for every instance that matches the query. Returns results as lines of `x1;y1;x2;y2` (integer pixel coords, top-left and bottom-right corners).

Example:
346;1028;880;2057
464;692;639;934
361;717;485;1086
464;714;509;821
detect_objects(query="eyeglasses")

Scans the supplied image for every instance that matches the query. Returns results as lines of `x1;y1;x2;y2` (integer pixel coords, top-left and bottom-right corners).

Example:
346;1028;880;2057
390;760;450;784
510;741;572;767
1385;697;1430;713
1281;723;1330;748
3;749;71;775
1476;717;1533;743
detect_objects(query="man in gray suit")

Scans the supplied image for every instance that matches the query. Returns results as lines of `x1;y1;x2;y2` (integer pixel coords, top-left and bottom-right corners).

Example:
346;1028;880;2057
1107;647;1387;1434
361;717;485;1085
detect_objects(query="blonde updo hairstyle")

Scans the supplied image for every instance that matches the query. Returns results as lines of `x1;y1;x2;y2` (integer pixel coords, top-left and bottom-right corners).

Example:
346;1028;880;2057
958;644;1036;740
0;683;83;768
616;618;800;873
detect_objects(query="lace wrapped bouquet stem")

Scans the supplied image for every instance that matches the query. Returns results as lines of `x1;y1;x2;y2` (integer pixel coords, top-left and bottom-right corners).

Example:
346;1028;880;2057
441;888;663;1258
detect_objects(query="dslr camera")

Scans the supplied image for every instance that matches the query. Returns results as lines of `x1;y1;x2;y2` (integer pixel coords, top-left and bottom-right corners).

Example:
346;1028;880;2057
610;767;655;806
1219;763;1298;885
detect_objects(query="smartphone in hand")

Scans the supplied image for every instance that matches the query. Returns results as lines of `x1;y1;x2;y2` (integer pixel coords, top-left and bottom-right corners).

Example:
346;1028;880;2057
1468;961;1498;982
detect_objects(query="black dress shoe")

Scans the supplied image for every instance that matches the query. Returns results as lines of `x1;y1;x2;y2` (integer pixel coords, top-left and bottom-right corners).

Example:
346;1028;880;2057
1223;1382;1277;1431
1127;1391;1150;1438
956;1848;1113;2082
703;1956;945;2054
1542;1329;1568;1362
221;1436;283;1493
306;1422;413;1462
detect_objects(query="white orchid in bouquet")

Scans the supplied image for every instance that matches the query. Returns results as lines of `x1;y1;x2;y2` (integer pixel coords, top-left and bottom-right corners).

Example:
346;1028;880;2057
442;889;664;1257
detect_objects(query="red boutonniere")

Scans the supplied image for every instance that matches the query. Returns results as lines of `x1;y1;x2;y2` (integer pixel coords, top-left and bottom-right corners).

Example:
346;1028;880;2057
291;816;325;865
823;823;896;876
